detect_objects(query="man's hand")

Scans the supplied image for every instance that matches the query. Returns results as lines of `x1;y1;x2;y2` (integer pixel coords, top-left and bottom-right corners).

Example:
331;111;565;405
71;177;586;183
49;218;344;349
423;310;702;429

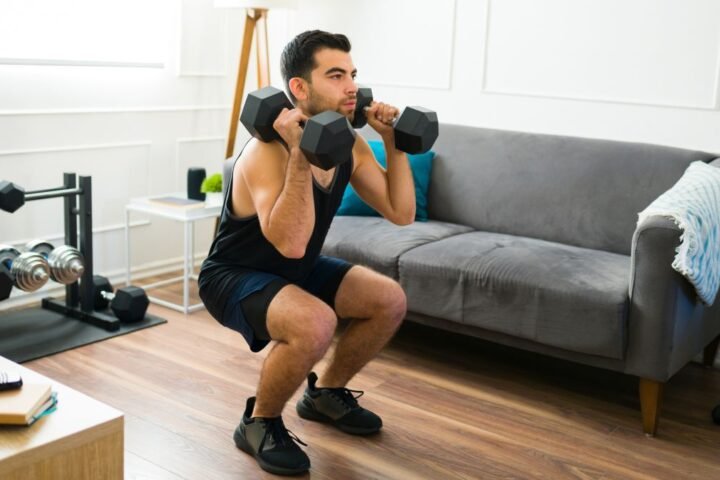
365;101;400;139
273;108;308;149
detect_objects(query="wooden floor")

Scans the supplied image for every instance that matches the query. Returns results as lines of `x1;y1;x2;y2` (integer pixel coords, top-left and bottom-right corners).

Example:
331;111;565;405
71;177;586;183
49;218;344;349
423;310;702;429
22;275;720;479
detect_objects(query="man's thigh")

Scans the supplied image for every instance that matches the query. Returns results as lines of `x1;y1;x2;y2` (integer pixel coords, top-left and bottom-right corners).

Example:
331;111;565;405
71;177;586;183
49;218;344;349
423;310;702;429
265;284;337;342
333;265;406;320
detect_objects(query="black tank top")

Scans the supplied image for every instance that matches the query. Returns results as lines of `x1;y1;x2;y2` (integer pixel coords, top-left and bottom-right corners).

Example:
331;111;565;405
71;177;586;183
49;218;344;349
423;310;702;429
198;141;353;321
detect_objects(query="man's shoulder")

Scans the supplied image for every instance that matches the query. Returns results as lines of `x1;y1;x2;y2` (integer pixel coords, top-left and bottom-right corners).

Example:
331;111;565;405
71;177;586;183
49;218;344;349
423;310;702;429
351;133;375;175
237;139;289;174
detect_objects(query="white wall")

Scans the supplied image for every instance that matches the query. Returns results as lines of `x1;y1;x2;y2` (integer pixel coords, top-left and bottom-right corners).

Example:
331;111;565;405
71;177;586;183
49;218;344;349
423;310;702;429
0;0;253;308
2;0;720;308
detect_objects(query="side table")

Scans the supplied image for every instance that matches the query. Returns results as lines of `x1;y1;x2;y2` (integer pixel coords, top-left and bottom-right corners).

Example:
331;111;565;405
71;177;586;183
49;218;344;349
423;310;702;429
125;193;222;314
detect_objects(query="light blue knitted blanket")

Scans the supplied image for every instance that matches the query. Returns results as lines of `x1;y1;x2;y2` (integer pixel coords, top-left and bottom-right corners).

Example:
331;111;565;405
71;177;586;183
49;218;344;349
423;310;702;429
637;161;720;306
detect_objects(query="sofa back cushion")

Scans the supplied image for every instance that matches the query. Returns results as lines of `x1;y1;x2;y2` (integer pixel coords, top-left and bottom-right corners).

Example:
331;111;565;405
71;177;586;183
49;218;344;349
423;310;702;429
405;124;716;255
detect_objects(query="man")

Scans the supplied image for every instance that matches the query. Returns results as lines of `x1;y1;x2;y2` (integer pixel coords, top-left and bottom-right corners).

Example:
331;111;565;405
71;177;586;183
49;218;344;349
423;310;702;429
199;30;415;476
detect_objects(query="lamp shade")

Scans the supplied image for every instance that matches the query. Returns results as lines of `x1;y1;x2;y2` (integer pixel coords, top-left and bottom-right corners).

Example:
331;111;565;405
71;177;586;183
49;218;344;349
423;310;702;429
214;0;297;8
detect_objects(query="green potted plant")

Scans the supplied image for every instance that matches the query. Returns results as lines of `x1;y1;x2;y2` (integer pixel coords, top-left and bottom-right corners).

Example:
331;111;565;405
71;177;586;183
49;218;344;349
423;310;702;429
200;173;223;204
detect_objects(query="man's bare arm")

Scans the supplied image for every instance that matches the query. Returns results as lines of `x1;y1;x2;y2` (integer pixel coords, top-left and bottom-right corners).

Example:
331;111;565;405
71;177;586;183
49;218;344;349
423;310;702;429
239;109;316;258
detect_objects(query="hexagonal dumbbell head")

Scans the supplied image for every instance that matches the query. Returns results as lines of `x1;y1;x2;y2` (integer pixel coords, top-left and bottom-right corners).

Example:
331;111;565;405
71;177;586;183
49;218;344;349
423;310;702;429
300;111;356;170
109;286;149;323
393;106;439;154
0;245;16;301
93;275;114;310
351;86;374;129
0;180;25;213
0;267;11;301
240;86;294;143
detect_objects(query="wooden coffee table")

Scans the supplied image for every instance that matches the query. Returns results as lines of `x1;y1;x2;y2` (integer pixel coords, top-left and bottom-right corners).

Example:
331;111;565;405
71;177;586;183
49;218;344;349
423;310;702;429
0;356;123;479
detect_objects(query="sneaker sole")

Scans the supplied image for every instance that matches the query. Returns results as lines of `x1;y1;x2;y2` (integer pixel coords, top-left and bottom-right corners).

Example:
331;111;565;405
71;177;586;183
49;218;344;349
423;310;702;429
233;428;310;476
296;397;381;436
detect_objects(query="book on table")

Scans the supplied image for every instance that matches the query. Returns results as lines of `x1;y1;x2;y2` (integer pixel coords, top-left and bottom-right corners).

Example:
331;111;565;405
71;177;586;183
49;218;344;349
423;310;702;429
0;382;58;426
148;196;205;209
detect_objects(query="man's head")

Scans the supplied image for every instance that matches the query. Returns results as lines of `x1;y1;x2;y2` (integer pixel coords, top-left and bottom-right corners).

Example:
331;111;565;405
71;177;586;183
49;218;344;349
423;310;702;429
280;30;358;118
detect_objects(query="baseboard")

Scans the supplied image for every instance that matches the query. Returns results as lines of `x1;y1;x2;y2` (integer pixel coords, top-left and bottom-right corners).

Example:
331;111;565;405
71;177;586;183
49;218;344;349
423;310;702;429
0;254;205;312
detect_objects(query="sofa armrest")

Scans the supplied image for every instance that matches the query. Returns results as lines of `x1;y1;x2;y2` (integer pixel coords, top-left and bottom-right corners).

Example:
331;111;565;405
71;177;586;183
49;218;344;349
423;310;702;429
626;215;720;380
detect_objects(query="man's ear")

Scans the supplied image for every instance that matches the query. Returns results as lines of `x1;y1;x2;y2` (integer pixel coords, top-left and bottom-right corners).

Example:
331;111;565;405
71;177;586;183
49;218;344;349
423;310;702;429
289;77;309;101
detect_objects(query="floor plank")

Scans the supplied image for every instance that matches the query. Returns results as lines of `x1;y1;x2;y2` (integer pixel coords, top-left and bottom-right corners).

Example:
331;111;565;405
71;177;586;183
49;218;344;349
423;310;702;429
20;274;720;479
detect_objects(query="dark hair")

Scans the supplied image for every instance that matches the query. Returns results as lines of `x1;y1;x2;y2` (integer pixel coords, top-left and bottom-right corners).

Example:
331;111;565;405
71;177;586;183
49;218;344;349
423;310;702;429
280;30;351;102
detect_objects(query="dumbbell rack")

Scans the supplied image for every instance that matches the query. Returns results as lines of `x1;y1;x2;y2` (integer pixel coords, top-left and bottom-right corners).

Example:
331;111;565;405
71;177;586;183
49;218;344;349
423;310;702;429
2;173;121;331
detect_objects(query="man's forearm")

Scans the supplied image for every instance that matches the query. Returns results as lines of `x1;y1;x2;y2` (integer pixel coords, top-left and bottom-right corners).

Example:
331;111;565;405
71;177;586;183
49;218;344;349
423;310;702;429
267;148;315;257
383;135;416;224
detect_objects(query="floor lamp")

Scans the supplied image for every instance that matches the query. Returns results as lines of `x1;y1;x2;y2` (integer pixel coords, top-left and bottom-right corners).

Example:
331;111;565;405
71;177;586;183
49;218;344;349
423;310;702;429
215;0;298;159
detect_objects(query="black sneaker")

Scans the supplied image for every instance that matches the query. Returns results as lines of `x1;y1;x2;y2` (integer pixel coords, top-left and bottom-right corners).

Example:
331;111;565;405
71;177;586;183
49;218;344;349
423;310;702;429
296;372;382;435
233;397;310;476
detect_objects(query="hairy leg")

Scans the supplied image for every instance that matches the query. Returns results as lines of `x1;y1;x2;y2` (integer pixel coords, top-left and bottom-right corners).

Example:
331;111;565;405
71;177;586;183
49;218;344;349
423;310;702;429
252;285;337;417
318;266;406;388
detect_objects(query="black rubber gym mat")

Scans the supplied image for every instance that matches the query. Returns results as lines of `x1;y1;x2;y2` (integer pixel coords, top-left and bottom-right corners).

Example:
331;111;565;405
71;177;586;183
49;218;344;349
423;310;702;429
0;306;167;363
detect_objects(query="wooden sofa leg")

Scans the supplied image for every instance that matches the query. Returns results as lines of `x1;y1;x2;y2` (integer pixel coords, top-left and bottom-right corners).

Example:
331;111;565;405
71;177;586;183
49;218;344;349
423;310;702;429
639;378;664;437
703;334;720;368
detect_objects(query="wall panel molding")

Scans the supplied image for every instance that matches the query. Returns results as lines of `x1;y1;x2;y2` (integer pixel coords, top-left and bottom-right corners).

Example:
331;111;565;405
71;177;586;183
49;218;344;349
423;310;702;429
0;58;164;68
363;0;457;90
0;142;153;230
175;136;226;191
480;0;720;111
0;141;152;158
177;0;229;77
0;106;229;117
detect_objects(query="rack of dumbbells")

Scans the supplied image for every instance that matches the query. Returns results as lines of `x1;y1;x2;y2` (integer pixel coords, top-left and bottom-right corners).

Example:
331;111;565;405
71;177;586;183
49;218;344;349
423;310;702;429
0;173;149;331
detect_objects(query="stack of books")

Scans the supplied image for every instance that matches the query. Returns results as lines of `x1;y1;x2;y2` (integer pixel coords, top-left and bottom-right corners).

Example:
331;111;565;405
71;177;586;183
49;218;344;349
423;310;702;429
0;374;58;426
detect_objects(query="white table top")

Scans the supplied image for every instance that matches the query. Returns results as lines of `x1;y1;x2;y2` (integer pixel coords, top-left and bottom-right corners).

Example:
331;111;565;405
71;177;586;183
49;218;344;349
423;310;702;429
126;192;223;221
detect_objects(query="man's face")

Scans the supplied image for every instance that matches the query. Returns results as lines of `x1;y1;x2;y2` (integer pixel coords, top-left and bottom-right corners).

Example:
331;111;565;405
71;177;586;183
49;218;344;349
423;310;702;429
301;48;358;119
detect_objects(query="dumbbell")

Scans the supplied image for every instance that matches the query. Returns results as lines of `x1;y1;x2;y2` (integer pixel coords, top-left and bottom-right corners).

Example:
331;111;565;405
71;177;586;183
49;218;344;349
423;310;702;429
240;86;357;171
351;86;439;154
0;180;25;213
26;240;85;285
0;264;12;301
0;245;50;292
92;275;148;323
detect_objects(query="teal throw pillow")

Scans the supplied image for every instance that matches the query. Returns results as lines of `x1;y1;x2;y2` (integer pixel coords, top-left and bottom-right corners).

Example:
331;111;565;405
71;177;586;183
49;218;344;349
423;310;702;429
337;140;434;221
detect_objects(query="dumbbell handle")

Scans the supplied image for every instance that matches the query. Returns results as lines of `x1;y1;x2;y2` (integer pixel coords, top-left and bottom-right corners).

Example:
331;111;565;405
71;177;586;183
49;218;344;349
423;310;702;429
99;290;116;301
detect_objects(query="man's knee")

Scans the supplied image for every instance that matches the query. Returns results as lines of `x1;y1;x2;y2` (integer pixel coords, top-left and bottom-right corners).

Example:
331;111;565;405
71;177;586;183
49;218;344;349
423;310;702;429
292;303;337;358
375;279;407;326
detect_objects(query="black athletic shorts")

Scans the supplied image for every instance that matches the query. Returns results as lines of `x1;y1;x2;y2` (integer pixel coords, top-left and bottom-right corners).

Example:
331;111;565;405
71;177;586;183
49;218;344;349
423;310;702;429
221;255;354;352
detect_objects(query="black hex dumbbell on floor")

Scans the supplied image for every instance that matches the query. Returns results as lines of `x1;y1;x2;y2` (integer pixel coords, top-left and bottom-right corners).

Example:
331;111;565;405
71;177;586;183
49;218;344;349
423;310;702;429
240;86;357;170
0;264;12;301
93;275;149;323
351;86;439;154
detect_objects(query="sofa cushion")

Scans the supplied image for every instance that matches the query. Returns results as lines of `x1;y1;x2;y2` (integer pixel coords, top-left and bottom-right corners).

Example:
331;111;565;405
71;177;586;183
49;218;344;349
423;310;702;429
359;125;717;256
336;140;435;221
398;231;631;359
322;216;473;279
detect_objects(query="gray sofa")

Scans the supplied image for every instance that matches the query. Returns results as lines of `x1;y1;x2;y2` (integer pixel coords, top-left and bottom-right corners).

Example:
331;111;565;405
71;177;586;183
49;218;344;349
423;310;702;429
320;124;720;436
